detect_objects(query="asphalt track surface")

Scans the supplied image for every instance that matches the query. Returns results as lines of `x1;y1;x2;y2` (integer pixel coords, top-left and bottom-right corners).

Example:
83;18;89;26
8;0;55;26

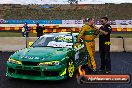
0;52;132;88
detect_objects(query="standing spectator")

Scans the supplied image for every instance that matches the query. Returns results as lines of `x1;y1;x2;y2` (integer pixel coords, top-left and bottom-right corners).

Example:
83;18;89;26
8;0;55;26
22;23;30;37
36;23;43;37
98;17;112;74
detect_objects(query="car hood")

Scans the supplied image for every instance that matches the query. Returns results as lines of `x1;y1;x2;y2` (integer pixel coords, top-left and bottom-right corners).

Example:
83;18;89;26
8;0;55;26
10;47;70;62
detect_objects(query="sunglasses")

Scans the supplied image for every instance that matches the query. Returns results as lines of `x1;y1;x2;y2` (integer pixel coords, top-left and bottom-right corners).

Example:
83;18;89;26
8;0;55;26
100;20;104;22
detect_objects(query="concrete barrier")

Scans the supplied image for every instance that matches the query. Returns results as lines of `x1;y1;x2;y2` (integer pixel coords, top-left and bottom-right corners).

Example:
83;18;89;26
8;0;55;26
110;38;124;52
0;37;26;51
27;37;38;47
95;38;124;52
124;38;132;52
0;37;131;52
95;38;99;52
0;37;39;51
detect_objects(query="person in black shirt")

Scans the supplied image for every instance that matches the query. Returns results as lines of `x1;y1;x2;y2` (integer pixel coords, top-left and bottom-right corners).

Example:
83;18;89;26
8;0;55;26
36;23;43;37
98;17;112;74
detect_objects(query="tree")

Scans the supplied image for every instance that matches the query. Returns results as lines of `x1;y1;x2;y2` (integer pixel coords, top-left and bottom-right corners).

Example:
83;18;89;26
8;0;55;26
68;0;78;4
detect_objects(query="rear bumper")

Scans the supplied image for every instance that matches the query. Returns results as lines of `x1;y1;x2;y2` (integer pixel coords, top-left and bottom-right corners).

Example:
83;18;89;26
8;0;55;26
6;62;67;80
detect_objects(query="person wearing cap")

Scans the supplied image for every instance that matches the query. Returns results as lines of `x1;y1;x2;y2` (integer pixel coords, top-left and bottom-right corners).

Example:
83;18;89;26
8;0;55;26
77;18;98;73
22;23;30;37
36;23;43;37
97;17;112;74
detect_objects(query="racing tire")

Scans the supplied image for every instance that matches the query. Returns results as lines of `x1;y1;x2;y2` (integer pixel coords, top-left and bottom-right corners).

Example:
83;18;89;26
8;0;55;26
77;76;87;85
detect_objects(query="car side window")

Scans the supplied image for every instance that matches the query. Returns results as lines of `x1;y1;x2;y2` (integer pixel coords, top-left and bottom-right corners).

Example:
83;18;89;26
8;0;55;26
75;51;79;61
74;35;77;43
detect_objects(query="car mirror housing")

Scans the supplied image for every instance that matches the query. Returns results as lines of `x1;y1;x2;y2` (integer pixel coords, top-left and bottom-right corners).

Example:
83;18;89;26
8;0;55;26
28;42;33;47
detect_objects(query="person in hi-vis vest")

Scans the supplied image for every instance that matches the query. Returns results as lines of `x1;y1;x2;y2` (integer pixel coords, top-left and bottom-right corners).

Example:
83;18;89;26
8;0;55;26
22;23;29;37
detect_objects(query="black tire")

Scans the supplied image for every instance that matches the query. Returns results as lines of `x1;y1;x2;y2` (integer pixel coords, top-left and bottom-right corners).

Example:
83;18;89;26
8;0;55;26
77;76;87;85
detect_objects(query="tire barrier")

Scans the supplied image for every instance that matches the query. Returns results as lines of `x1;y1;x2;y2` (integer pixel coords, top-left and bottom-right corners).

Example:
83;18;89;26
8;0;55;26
0;26;132;32
112;27;132;32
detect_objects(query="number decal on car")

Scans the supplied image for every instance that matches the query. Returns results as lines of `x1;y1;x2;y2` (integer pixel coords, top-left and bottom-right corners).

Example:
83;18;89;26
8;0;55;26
55;36;72;42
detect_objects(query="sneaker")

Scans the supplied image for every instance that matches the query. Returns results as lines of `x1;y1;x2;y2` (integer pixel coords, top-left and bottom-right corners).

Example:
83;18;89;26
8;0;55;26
92;69;97;72
105;71;111;74
82;65;92;74
98;69;106;74
90;69;97;74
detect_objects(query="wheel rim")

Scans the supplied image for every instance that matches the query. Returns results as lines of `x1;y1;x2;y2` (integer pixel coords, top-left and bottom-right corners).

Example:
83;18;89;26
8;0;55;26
68;61;74;77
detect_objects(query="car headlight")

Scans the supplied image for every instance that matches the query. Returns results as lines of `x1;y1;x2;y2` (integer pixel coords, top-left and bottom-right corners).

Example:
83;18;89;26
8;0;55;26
38;61;60;66
8;58;22;65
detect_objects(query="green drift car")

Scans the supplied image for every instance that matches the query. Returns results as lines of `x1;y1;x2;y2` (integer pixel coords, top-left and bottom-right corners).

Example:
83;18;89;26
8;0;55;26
6;32;88;80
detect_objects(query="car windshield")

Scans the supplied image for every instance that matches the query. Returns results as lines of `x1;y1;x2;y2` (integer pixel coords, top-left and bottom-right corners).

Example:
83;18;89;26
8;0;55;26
32;34;73;48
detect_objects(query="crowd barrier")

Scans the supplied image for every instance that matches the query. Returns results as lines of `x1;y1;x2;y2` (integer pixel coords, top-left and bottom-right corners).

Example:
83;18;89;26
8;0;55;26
0;26;80;33
0;37;131;52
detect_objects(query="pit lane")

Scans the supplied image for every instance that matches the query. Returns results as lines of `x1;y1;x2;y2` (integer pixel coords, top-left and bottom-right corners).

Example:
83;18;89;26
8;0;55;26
0;52;132;88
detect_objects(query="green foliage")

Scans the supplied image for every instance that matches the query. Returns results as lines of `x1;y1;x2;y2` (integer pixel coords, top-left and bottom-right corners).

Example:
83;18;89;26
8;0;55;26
1;4;132;20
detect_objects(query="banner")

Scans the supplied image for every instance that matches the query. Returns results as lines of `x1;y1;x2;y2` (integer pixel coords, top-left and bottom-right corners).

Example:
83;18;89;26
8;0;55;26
62;20;83;24
5;20;62;24
0;19;6;24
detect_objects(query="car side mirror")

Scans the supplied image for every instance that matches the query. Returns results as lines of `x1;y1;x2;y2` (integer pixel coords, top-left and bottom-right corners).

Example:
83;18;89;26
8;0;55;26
74;42;82;49
28;42;33;47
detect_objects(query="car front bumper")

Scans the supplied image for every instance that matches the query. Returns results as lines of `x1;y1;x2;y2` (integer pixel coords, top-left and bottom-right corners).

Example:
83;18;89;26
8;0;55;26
6;62;67;80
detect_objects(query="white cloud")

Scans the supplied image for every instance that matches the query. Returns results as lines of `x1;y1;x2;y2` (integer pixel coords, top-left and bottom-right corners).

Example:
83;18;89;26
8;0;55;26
0;0;132;4
0;0;25;4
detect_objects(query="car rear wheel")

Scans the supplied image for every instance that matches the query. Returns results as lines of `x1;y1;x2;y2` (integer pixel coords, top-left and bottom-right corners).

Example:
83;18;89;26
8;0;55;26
77;76;87;85
67;60;74;78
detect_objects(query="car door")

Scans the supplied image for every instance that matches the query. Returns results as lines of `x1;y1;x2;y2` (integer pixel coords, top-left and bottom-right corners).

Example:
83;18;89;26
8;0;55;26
73;35;88;67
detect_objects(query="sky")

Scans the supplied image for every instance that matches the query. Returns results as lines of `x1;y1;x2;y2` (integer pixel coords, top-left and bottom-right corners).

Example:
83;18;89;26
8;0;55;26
0;0;132;4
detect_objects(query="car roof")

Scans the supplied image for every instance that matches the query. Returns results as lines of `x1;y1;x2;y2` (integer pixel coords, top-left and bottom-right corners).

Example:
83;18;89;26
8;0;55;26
40;32;78;38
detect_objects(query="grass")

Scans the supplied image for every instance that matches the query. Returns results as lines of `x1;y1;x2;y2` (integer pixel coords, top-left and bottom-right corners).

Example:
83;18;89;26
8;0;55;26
0;31;132;38
110;34;132;38
0;32;37;37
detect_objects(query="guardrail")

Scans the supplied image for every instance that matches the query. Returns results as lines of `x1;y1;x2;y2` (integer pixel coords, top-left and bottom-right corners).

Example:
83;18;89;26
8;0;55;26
0;37;132;52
